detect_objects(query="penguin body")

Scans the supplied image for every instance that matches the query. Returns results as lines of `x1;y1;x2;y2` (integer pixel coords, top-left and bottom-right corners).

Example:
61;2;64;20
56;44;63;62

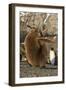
24;29;48;67
49;48;55;65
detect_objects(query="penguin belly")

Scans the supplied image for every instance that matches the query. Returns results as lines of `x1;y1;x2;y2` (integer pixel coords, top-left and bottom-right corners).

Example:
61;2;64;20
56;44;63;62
50;50;55;65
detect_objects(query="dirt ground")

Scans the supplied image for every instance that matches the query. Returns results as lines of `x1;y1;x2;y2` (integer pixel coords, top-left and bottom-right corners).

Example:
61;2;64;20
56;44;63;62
20;61;58;78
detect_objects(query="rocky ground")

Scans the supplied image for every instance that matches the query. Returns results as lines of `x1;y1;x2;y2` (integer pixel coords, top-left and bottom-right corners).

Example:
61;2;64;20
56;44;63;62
20;61;58;78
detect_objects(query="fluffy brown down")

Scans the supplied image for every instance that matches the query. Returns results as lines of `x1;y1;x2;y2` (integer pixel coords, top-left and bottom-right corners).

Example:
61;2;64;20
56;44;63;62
24;29;49;67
